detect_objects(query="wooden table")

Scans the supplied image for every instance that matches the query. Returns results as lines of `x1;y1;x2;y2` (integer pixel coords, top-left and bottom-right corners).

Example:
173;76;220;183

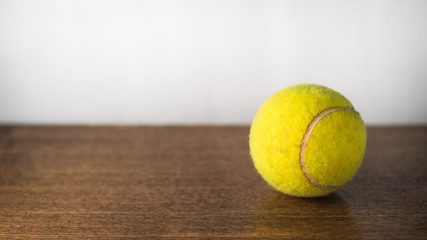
0;126;426;239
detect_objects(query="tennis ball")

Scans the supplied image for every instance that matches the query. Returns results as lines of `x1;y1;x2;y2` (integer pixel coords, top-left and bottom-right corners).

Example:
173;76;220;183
249;84;366;197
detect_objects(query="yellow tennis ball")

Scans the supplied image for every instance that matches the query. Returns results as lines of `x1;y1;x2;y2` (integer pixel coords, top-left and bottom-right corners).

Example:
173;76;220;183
249;84;366;197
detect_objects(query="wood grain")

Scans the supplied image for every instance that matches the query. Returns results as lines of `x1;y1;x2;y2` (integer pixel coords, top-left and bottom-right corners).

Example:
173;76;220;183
0;126;426;239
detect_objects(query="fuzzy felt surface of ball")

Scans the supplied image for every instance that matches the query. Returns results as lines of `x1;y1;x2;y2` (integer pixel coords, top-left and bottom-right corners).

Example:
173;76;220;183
249;84;366;197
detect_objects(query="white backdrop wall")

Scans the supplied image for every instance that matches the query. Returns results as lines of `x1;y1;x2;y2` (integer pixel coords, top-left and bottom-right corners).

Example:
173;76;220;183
0;0;426;125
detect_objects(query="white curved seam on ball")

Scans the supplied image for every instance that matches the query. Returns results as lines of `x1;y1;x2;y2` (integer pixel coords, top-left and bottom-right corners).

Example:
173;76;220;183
299;107;358;190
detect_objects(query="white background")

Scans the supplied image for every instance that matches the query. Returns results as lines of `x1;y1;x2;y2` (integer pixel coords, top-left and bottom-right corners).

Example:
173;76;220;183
1;0;426;125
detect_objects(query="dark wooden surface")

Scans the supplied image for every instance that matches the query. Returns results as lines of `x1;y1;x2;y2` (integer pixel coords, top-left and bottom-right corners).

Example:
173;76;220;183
0;126;426;239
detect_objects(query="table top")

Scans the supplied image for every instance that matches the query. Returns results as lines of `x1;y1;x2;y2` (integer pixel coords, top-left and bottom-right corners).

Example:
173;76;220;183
0;126;426;239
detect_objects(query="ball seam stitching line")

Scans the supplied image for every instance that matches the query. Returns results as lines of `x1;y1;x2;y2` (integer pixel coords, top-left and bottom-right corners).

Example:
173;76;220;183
299;107;358;190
